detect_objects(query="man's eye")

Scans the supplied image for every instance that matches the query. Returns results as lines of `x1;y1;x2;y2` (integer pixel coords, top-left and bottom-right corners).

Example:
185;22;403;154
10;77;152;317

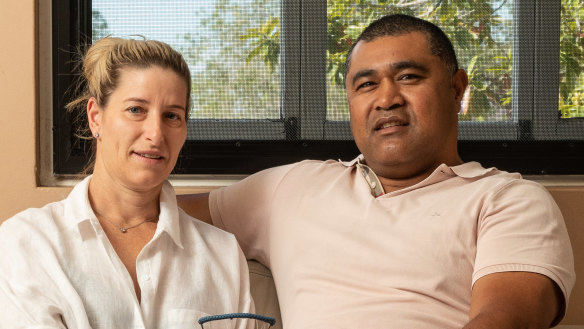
399;74;420;81
357;81;375;90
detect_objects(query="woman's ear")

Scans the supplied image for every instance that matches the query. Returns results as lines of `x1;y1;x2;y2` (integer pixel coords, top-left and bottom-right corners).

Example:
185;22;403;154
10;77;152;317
87;97;102;137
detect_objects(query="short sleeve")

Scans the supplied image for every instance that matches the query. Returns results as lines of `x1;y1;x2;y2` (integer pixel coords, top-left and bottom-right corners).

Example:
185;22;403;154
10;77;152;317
473;180;575;317
209;163;296;266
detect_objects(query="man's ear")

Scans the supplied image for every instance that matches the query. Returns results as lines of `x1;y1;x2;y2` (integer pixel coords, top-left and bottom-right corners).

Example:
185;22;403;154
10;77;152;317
452;69;469;102
87;97;102;137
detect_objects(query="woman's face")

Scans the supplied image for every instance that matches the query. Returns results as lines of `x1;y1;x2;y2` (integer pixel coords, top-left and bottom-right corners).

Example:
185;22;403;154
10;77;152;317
88;66;188;191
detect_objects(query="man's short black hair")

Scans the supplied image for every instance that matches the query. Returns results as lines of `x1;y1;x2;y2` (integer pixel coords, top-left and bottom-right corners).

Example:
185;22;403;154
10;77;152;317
344;14;459;79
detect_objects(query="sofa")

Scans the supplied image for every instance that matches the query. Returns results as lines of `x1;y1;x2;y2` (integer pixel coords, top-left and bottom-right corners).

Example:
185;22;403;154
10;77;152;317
248;260;283;329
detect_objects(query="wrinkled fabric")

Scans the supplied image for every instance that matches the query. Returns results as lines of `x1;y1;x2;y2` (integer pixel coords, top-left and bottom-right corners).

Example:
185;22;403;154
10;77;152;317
0;176;253;329
210;157;575;329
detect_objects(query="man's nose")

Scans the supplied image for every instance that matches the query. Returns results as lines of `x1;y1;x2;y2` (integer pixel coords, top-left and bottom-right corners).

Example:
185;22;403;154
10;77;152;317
375;80;405;111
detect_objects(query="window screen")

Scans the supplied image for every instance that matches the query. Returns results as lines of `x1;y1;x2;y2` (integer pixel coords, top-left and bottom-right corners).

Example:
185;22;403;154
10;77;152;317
51;0;584;176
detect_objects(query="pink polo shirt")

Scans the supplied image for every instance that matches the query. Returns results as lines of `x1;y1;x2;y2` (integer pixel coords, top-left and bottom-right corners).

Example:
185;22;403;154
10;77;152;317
210;157;575;329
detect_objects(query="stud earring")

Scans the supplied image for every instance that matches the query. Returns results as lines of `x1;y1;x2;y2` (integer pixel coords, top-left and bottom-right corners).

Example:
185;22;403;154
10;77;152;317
94;132;99;138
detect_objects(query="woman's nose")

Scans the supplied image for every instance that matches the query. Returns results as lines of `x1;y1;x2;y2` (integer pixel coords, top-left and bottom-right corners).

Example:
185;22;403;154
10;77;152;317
144;115;164;144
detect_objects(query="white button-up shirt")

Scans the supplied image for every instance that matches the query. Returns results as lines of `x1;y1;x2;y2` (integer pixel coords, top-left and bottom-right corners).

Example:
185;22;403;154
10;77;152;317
0;176;253;329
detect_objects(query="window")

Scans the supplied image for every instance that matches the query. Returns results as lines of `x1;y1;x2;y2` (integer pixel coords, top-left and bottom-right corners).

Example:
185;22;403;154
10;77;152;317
50;0;584;178
560;0;584;119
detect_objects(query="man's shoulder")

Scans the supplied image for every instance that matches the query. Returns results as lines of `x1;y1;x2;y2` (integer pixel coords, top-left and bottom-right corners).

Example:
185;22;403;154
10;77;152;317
243;158;350;186
285;158;352;175
454;162;525;186
454;163;558;208
443;162;557;202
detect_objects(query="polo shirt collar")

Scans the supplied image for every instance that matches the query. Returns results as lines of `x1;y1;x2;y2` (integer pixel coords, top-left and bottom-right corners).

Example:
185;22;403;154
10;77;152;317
64;176;184;249
340;155;500;196
339;154;364;167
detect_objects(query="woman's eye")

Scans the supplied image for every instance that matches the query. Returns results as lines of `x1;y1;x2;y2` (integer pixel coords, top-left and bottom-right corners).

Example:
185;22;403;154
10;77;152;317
128;106;142;114
165;112;183;121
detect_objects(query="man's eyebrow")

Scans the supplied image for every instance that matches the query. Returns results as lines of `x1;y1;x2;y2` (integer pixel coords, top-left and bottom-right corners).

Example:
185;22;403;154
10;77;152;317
350;61;430;86
350;69;377;86
390;61;429;73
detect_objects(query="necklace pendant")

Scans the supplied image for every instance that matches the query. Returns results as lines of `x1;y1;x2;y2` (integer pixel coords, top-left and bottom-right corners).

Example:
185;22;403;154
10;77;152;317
120;227;128;233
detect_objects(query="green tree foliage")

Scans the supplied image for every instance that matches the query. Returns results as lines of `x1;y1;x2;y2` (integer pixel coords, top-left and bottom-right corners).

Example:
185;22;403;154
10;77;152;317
560;0;584;118
173;0;281;119
244;0;584;121
94;1;281;120
245;0;517;121
92;1;584;121
92;10;110;40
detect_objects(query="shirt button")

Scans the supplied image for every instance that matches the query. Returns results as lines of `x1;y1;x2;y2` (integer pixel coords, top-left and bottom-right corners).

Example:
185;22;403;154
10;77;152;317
142;275;151;281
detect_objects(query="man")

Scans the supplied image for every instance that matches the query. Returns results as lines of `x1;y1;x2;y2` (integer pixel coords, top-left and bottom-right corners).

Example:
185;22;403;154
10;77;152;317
179;14;575;328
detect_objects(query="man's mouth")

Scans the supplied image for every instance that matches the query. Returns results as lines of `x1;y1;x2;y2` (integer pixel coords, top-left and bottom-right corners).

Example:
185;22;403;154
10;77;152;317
378;121;407;129
375;118;409;130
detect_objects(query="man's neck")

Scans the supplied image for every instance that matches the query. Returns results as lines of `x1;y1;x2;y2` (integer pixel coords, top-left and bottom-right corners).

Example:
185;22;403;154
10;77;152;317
371;157;464;194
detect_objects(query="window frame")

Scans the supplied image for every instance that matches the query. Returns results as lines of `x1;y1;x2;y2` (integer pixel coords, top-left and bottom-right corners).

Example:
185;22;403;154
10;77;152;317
49;0;584;180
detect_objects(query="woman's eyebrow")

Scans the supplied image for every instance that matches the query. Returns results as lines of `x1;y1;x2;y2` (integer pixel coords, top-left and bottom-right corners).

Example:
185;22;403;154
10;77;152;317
124;97;185;111
123;97;149;104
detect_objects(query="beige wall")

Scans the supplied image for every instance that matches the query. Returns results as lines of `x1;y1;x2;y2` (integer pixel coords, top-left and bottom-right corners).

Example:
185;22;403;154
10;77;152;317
0;0;72;218
1;0;583;325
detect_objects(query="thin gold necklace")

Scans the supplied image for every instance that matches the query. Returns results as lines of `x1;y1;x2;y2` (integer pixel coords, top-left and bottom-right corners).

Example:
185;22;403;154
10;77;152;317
98;214;158;233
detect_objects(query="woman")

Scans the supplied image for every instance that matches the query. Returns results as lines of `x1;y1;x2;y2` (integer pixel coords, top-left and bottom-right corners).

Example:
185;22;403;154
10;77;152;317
0;37;253;328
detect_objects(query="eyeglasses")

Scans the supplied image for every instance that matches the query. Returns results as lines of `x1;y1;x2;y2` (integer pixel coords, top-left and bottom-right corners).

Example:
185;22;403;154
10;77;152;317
198;312;276;329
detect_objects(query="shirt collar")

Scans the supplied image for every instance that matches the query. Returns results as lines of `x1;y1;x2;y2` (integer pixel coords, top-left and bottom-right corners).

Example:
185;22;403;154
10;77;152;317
156;180;184;249
339;154;364;167
449;161;502;178
339;156;384;197
64;176;96;232
64;176;184;249
339;155;502;197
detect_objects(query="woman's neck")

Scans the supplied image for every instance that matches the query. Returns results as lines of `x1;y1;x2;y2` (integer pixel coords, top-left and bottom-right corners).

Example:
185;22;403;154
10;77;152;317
88;169;162;225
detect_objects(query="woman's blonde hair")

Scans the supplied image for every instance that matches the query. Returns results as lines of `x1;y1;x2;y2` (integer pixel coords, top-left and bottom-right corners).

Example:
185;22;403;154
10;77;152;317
66;37;191;174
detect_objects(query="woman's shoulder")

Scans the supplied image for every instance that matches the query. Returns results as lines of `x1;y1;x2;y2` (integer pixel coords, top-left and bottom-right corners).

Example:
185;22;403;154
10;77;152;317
2;200;65;228
0;200;67;249
178;208;238;244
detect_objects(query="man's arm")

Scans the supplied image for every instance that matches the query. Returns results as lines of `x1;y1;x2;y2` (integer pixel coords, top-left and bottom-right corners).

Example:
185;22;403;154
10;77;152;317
177;193;212;225
464;271;563;329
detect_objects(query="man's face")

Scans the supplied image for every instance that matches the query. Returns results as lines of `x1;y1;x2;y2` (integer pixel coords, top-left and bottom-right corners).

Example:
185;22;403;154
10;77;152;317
345;32;468;181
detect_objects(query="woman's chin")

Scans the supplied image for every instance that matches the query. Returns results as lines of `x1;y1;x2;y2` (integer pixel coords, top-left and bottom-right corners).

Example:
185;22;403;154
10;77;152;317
122;172;169;193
